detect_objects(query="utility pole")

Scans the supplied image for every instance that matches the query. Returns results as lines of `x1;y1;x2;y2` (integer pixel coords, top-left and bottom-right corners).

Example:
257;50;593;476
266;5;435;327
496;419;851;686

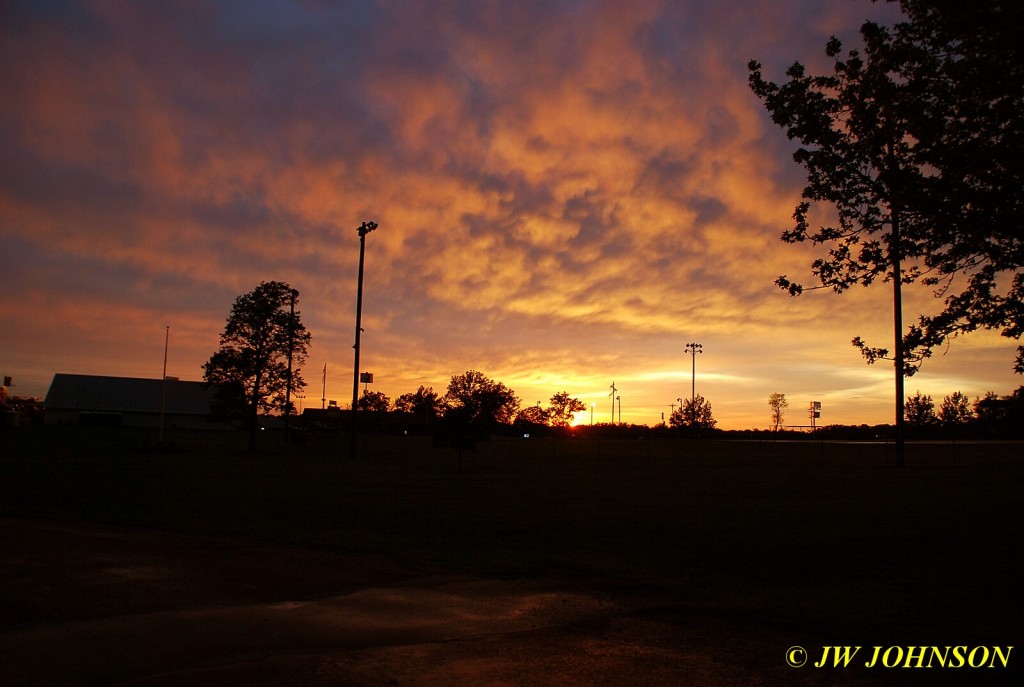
321;363;327;410
609;381;617;424
350;220;377;459
285;289;297;444
684;342;702;401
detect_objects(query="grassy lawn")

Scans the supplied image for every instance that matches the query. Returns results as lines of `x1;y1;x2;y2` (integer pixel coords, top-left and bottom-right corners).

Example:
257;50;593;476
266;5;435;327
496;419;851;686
2;425;1021;647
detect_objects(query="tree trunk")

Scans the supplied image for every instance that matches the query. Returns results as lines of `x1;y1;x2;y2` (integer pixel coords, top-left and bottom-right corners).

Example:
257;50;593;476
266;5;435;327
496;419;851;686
891;206;906;468
248;369;262;453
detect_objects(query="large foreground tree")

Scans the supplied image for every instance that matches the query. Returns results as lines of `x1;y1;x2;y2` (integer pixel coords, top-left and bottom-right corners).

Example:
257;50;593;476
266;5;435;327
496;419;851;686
203;281;311;450
748;0;1023;463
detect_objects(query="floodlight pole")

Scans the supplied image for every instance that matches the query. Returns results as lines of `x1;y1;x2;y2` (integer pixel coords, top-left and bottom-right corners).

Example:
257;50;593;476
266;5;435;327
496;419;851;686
684;342;702;401
350;220;377;460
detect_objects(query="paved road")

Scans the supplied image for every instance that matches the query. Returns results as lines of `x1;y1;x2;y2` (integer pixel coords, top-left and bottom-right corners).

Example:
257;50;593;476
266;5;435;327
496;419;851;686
0;519;883;686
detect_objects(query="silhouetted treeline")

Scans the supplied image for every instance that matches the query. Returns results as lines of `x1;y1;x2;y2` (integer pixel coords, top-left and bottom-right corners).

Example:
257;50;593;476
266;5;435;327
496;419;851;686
295;377;1024;443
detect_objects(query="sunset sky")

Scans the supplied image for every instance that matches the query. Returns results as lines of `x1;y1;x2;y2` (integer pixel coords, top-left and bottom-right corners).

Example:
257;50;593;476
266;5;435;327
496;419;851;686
2;0;1018;429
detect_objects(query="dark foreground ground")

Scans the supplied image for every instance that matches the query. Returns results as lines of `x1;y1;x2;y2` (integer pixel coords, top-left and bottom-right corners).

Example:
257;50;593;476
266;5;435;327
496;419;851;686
1;427;1021;685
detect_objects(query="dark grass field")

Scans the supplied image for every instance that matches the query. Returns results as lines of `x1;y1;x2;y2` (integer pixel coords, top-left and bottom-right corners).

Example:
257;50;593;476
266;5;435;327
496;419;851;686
2;425;1021;684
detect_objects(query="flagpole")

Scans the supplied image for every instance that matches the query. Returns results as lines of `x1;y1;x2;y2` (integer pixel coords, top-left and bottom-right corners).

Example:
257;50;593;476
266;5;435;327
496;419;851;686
321;363;327;410
159;325;169;445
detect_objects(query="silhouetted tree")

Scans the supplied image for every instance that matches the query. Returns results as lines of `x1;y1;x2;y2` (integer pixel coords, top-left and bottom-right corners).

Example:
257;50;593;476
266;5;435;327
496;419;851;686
670;395;716;432
939;391;972;427
750;2;1024;373
546;391;587;429
877;2;1024;375
436;371;520;469
435;405;481;472
514;404;549;430
356;389;391;412
394;386;442;416
768;392;788;431
974;387;1024;437
905;391;937;428
203;281;311;451
973;391;1003;431
749;1;1024;462
442;370;520;428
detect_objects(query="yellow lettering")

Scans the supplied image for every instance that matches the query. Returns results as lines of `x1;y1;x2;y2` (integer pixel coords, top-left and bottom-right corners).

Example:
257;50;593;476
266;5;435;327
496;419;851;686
968;646;990;668
927;646;950;668
813;644;1010;670
882;646;904;667
903;646;926;668
816;646;861;667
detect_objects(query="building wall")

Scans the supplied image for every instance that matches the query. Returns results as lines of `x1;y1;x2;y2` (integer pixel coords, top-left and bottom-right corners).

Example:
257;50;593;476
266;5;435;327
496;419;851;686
44;408;227;429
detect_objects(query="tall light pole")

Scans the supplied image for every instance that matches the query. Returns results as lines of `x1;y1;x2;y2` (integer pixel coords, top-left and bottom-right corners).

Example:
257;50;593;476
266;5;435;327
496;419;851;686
350;220;377;459
684;342;702;401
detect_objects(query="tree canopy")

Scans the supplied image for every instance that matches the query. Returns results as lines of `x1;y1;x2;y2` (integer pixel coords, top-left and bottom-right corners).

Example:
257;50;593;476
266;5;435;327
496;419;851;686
749;0;1023;374
393;386;442;416
768;392;788;431
670;395;717;432
203;281;310;450
435;370;520;469
546;391;587;429
356;389;391;412
514;404;550;429
442;370;521;428
905;391;937;428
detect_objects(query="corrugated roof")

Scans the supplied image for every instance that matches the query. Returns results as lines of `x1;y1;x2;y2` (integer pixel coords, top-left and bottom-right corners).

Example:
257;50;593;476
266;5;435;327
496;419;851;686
45;374;215;416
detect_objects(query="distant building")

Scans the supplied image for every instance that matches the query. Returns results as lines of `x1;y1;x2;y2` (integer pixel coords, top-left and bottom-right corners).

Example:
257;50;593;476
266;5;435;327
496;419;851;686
44;373;220;429
300;407;437;435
